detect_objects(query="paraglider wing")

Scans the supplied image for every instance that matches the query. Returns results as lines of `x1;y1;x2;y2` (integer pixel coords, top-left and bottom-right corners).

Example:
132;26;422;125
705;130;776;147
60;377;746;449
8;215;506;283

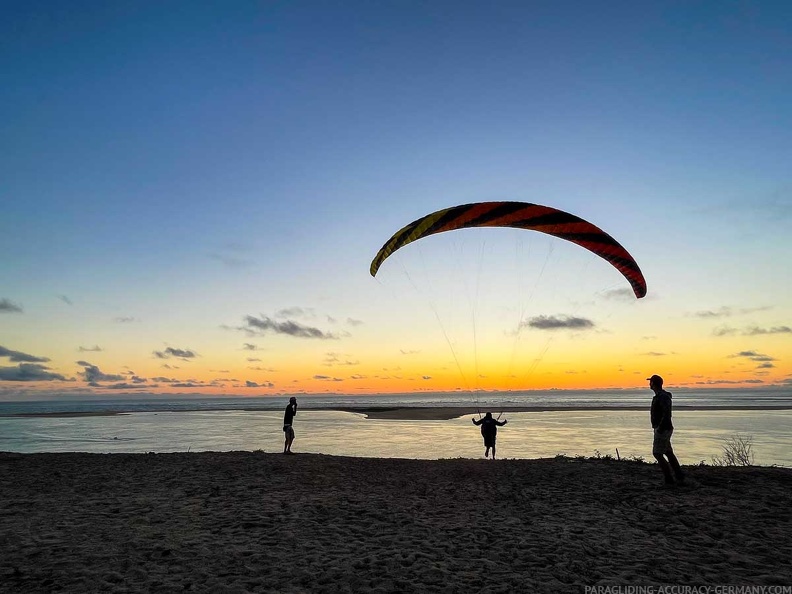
370;201;647;298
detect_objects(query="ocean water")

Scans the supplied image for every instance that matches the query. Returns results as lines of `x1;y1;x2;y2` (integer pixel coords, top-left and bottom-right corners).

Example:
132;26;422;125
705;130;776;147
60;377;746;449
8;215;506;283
1;390;790;466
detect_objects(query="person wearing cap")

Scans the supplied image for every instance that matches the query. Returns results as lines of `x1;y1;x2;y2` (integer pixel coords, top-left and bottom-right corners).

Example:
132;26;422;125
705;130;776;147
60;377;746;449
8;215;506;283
648;375;684;484
283;396;298;454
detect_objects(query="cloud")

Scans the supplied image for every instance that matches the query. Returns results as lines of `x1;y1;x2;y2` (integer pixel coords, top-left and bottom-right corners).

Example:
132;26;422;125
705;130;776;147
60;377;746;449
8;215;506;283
276;307;314;319
728;351;777;363
642;352;667;357
243;343;258;351
153;347;197;360
78;345;103;352
693;307;733;319
693;379;766;385
106;382;155;390
208;253;252;269
240;315;339;340
743;326;792;335
422;376;432;380
247;357;262;362
601;288;634;302
58;295;73;305
323;352;359;367
346;317;364;327
400;350;421;355
76;362;126;385
520;315;595;331
0;363;68;382
114;316;137;323
714;325;789;336
0;299;23;313
692;305;773;319
313;375;343;382
756;363;775;369
0;346;50;363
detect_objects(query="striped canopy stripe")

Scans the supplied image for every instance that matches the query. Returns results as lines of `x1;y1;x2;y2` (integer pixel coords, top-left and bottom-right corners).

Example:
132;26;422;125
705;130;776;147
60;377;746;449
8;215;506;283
370;201;646;299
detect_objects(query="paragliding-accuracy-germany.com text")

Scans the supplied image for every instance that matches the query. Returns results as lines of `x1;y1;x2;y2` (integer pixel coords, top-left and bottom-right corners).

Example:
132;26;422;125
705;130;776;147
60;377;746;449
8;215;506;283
584;586;791;594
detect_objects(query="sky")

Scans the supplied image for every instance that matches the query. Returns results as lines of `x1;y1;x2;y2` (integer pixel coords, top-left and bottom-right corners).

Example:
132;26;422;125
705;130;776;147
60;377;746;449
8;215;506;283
2;0;791;399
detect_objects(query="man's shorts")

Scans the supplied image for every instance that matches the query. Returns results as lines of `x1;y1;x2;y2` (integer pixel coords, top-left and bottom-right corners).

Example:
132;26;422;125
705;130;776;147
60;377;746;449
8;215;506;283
653;428;674;455
283;424;295;439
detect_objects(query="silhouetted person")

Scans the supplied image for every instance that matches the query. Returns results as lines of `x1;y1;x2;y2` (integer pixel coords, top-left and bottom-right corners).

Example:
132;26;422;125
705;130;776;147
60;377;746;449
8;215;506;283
283;397;297;454
472;412;507;459
648;375;684;485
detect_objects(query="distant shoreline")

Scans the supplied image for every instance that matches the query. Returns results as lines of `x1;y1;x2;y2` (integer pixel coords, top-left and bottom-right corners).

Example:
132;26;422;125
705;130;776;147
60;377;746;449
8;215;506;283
3;404;791;420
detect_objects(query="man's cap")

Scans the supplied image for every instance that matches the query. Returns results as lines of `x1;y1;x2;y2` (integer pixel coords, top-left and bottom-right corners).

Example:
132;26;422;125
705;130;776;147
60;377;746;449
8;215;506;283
646;374;663;385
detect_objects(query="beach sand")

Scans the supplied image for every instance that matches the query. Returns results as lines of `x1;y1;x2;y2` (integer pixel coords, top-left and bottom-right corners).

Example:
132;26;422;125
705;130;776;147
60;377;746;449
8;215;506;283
1;452;790;593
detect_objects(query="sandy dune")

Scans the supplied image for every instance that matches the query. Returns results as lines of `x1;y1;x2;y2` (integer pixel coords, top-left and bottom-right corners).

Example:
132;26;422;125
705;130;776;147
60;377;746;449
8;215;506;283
1;451;791;593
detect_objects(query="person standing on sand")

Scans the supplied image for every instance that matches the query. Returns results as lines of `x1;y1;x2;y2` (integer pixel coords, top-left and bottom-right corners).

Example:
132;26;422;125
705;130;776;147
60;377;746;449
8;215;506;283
472;412;507;459
648;374;684;485
283;396;297;454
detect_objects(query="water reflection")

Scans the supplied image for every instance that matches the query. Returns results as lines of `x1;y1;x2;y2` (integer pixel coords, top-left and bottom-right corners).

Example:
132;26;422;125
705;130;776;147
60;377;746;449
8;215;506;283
1;409;789;467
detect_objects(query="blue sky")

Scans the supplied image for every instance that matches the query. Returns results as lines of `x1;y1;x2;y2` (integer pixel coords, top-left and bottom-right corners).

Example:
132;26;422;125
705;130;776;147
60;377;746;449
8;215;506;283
1;1;790;397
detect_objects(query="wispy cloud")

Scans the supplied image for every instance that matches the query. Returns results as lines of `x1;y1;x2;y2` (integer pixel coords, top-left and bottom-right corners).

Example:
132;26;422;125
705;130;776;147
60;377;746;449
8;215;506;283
520;315;595;331
58;295;73;305
600;288;634;302
105;382;155;390
276;307;314;319
715;325;791;336
153;347;198;360
114;316;137;323
0;346;50;363
693;379;766;385
743;326;791;335
346;318;364;327
0;299;23;314
728;351;777;363
239;315;339;340
692;305;772;319
208;242;253;269
78;345;103;352
208;253;251;269
243;343;259;351
693;307;733;319
314;375;343;382
323;352;359;367
0;363;68;382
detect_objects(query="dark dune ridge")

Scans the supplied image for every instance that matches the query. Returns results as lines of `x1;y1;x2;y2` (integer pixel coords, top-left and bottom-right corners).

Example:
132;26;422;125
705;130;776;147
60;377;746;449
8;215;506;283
1;451;791;593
